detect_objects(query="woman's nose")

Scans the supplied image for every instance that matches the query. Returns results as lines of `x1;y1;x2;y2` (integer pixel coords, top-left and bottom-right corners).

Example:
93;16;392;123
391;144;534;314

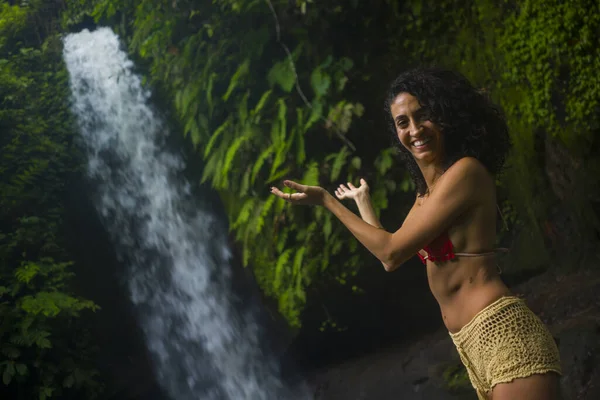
410;119;423;135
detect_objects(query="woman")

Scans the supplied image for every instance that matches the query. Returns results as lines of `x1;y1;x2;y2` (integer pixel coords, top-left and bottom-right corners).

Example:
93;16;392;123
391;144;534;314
270;68;562;399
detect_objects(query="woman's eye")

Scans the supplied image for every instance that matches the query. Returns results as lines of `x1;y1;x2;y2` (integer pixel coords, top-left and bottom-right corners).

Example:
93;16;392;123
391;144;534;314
397;120;408;128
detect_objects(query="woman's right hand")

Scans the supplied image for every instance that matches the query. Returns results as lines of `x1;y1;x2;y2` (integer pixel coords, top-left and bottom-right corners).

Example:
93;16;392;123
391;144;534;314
334;178;370;202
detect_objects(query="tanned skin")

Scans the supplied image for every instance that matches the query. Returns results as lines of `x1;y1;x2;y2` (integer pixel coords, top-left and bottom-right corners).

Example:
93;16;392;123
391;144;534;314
271;92;560;399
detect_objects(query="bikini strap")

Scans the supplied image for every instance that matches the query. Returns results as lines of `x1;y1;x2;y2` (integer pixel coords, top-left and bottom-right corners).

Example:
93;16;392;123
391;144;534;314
453;248;510;258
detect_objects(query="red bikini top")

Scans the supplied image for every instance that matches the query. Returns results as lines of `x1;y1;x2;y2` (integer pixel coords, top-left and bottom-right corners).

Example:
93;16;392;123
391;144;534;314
418;231;456;264
418;232;508;264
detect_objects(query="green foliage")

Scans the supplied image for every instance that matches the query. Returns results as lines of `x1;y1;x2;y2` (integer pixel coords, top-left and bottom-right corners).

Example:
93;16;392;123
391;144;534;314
391;0;600;270
85;0;400;328
0;3;27;49
0;5;595;400
66;0;600;330
498;0;600;253
441;362;472;393
500;0;600;142
0;2;101;398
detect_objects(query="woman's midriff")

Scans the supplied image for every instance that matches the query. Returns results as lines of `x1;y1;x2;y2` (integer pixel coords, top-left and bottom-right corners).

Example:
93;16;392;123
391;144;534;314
427;258;511;333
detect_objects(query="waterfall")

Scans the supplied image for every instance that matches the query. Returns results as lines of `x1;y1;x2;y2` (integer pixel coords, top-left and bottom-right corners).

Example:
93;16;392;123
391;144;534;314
62;27;306;400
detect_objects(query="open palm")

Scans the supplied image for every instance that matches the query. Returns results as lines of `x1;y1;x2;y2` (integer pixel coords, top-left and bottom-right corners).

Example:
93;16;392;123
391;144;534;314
270;180;327;206
335;178;369;201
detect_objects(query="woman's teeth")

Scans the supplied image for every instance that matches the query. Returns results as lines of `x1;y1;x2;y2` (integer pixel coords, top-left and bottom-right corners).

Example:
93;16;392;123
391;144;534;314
413;138;431;147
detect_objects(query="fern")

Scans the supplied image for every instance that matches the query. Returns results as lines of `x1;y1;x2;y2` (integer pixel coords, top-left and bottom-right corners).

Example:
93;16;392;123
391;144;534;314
254;195;276;235
201;145;225;186
275;230;289;254
268;136;288;181
250;144;273;184
204;119;231;158
330;146;350;181
238;91;249;123
206;72;217;116
222;134;250;177
232;198;256;230
222;59;249;101
251;90;272;119
301;161;320;186
273;249;293;293
14;261;40;284
239;167;251;197
304;99;322;131
266;167;291;185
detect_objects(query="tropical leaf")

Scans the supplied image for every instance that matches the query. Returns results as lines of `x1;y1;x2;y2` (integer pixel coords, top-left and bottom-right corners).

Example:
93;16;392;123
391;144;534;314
330;146;350;181
255;195;276;234
251;144;274;184
223;59;250;101
204;119;231;158
251;90;272;118
222;134;250;177
232;198;256;230
274;249;293;293
305;99;322;131
267;59;295;93
301;161;320;187
310;66;331;98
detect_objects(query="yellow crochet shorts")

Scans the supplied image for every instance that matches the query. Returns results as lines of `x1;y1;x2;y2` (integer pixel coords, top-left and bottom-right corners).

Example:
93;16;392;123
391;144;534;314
449;296;561;399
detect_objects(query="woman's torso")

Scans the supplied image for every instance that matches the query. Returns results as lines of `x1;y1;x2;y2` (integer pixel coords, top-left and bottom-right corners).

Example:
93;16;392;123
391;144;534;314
406;173;510;333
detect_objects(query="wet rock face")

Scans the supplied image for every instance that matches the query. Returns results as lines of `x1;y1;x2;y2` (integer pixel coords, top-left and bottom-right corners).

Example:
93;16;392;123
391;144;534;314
523;270;600;399
310;329;477;400
557;322;600;399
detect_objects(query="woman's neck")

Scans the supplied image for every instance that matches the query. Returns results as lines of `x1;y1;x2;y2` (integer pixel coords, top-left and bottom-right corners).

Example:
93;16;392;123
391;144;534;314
419;162;444;192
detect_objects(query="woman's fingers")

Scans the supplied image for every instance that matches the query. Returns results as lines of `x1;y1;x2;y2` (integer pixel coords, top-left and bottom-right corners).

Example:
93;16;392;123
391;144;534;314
271;183;310;202
289;192;308;201
335;188;346;199
360;178;367;186
270;186;289;200
347;182;357;190
283;180;307;193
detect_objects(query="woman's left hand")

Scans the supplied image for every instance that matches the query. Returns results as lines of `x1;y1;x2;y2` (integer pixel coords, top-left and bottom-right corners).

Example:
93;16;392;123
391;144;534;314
270;180;329;206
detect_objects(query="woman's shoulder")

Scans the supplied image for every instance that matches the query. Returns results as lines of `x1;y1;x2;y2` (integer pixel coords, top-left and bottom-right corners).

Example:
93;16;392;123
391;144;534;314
450;156;487;170
444;157;491;184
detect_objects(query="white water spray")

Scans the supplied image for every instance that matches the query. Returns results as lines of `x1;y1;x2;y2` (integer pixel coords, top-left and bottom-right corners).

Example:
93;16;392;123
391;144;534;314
63;27;306;400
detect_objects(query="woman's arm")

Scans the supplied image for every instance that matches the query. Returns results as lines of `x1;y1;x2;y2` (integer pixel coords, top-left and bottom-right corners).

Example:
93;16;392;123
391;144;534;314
272;157;486;271
334;179;383;228
335;179;391;268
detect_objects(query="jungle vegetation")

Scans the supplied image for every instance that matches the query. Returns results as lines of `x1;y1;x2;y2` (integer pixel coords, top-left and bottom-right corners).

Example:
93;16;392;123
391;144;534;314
1;0;599;397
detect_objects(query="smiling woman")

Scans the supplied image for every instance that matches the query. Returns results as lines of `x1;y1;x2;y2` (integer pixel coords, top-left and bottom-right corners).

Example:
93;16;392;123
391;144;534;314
392;92;444;168
271;67;562;399
384;68;510;198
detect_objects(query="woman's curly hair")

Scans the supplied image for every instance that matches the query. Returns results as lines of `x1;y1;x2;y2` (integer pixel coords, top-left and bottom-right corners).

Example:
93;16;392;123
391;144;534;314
384;67;511;196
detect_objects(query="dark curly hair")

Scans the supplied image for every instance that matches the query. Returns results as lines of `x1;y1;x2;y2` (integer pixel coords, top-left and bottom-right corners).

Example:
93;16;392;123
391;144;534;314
384;67;511;196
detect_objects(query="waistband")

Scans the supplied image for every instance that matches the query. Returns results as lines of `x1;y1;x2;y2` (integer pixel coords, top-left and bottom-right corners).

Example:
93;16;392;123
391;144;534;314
449;296;524;342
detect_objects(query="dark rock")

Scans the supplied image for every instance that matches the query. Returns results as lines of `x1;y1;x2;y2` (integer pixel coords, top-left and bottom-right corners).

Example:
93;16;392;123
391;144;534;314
556;321;600;400
310;268;600;400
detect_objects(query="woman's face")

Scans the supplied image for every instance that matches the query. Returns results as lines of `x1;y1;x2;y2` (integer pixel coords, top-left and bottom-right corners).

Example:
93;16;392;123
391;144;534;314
390;92;443;165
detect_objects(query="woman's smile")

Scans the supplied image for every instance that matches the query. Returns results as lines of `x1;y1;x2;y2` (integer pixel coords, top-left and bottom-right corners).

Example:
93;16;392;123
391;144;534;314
390;92;443;165
411;136;433;150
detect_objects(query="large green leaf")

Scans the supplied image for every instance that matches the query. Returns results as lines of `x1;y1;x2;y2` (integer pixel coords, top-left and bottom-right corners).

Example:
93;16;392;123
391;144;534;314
310;66;331;98
267;59;295;93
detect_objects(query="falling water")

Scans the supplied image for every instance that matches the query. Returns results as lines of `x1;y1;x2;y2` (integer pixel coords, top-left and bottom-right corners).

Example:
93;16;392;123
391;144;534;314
62;27;306;400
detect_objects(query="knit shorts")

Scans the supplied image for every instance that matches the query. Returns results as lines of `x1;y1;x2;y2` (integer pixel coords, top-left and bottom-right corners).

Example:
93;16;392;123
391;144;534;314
449;296;562;399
